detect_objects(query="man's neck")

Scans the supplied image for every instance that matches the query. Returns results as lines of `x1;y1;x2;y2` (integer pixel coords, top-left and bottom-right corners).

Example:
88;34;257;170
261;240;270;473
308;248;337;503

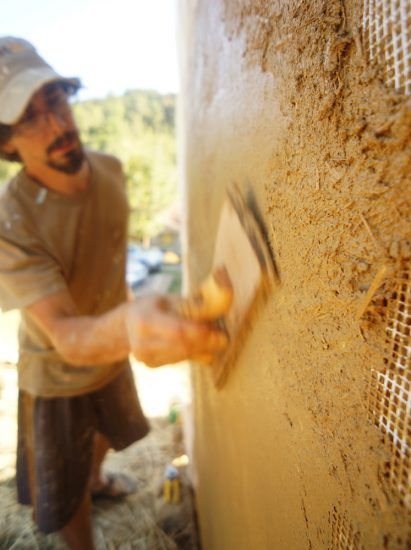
25;159;91;197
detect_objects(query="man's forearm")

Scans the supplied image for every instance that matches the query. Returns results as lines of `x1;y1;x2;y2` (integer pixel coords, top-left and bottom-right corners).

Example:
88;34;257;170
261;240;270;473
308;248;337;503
27;292;229;369
45;302;131;366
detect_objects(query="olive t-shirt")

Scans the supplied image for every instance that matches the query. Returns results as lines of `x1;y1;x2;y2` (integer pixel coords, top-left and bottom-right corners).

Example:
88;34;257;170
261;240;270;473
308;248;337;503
0;150;130;397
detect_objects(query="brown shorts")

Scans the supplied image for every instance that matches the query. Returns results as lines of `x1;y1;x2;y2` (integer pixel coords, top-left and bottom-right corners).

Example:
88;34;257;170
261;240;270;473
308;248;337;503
16;365;150;534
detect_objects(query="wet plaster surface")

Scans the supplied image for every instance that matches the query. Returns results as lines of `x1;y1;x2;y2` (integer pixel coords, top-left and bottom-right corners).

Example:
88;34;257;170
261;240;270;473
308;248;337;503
180;1;411;549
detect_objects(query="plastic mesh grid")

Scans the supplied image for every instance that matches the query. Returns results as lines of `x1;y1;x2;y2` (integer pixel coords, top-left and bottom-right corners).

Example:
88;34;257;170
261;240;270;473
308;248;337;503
330;507;362;549
362;0;411;94
368;269;411;508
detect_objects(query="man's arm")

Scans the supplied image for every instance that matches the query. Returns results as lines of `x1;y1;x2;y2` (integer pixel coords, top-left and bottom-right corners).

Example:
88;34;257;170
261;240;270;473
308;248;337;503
26;289;228;367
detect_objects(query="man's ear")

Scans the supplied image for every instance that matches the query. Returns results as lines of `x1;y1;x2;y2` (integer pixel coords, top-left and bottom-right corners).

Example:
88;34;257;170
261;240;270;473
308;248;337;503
1;139;17;155
0;136;21;162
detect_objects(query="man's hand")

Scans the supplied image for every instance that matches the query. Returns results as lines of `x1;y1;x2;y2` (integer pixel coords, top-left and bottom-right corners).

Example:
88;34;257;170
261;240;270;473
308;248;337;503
125;294;229;367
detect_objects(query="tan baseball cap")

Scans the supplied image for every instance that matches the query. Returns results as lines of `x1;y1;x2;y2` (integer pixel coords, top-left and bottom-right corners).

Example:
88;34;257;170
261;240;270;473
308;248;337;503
0;36;80;125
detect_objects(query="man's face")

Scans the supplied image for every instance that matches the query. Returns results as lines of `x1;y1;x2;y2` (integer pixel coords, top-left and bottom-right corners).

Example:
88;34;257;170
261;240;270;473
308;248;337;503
5;82;84;175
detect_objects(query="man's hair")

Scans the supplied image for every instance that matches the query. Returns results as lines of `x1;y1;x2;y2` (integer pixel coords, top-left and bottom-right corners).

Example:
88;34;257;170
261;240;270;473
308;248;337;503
0;123;18;162
0;80;80;164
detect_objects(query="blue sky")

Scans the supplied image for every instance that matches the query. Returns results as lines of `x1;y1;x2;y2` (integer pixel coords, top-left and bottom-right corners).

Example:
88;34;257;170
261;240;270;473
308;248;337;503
1;0;179;100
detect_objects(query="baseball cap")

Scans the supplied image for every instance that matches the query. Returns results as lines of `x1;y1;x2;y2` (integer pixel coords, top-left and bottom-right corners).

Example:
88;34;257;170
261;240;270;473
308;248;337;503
0;36;80;125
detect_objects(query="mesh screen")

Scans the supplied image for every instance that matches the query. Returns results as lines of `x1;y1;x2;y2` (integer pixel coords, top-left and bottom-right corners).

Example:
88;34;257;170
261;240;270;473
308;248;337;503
362;0;411;94
367;268;411;508
330;507;363;549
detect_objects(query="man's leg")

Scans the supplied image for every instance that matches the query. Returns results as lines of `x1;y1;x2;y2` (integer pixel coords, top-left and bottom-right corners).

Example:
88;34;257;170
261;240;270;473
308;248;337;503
89;432;137;498
57;433;108;549
88;366;150;499
89;432;110;493
59;490;94;550
18;392;98;544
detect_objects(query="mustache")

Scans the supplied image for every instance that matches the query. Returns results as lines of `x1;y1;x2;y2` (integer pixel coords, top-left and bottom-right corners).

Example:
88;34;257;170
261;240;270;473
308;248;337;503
47;131;78;154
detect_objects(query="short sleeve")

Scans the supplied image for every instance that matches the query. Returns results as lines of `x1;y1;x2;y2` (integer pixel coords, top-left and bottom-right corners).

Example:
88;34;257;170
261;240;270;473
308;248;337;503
0;234;67;312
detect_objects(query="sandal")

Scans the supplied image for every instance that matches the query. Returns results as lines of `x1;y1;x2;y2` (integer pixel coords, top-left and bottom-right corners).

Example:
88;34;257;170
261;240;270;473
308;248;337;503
91;472;137;500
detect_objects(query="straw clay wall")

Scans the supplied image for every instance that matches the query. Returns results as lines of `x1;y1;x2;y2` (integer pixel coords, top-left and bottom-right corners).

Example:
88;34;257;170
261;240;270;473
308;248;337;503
179;1;411;548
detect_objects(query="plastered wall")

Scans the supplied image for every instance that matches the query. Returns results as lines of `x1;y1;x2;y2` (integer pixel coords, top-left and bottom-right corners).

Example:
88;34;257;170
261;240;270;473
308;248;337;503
178;1;411;548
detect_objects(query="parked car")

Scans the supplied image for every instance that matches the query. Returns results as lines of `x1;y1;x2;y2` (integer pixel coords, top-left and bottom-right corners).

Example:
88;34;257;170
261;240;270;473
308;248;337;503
126;254;149;289
127;243;164;273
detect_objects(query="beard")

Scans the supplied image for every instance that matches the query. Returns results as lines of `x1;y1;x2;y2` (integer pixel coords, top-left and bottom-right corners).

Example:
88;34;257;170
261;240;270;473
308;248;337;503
46;131;85;174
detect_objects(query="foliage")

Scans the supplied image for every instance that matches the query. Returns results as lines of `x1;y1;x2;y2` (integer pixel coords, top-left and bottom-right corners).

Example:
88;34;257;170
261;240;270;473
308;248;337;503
0;158;19;183
0;89;177;241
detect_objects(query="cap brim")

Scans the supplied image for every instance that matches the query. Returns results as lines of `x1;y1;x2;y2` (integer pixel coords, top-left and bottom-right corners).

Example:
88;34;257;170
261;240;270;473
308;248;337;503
0;66;80;125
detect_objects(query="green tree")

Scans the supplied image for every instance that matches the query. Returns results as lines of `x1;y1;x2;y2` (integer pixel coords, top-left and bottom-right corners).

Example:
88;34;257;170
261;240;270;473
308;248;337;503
0;160;19;186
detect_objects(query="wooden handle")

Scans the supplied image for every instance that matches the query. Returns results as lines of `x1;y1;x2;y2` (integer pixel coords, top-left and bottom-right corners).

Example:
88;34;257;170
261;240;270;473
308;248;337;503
178;266;233;321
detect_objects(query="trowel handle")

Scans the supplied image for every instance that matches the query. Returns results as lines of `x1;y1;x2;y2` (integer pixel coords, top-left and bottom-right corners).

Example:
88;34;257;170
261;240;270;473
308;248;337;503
177;266;232;365
178;266;233;322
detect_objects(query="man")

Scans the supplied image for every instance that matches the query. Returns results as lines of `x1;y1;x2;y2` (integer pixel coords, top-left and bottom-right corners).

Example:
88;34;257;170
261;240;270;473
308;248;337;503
0;37;228;549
